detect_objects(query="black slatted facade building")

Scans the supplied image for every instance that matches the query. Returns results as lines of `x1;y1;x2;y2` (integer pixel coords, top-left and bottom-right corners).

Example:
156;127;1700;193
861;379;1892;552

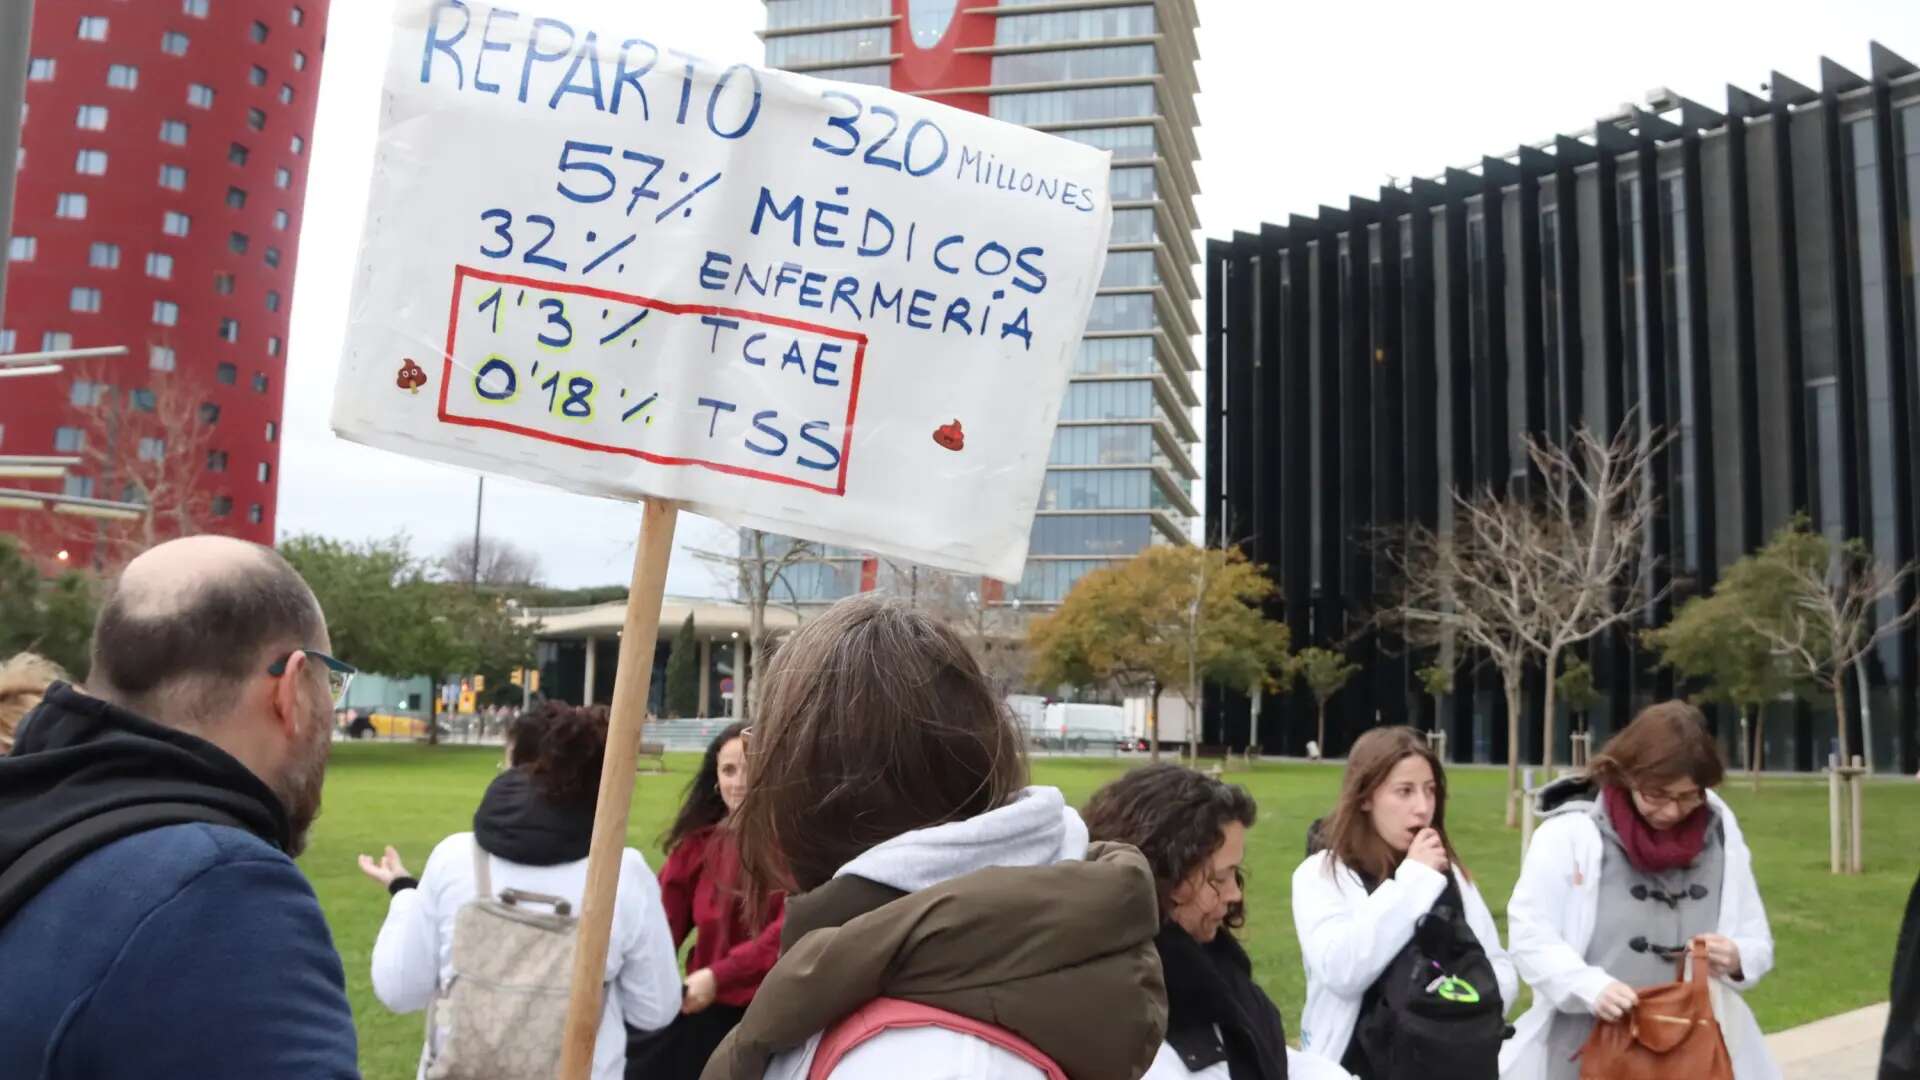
1206;46;1920;772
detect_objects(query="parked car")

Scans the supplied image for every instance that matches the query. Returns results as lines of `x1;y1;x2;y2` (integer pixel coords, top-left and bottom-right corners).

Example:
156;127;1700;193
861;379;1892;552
336;708;376;739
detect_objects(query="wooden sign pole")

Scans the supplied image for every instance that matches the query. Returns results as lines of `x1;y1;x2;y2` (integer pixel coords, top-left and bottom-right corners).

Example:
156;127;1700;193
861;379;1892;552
558;498;679;1079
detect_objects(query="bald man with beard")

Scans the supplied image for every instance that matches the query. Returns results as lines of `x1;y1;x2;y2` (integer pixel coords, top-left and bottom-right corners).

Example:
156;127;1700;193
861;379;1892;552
0;536;360;1079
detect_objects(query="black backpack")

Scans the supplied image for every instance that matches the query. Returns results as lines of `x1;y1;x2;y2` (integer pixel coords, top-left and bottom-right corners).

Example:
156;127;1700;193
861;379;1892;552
1344;875;1508;1080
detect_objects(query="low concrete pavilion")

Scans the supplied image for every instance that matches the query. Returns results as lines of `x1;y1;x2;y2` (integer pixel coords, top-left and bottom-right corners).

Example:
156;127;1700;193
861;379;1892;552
522;596;800;719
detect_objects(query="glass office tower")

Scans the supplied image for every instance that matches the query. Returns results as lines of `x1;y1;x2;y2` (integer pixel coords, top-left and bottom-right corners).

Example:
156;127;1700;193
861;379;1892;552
761;0;1203;604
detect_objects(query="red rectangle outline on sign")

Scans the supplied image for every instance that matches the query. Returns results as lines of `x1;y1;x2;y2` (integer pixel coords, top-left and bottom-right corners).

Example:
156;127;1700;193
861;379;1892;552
434;264;867;497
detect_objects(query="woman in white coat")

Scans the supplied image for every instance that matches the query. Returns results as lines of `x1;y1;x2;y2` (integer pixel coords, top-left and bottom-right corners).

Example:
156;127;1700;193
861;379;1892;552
356;703;681;1080
1292;726;1518;1078
1500;700;1778;1079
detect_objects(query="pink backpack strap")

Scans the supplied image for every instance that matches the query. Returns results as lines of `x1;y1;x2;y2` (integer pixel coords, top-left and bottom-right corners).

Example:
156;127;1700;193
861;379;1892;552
806;997;1068;1080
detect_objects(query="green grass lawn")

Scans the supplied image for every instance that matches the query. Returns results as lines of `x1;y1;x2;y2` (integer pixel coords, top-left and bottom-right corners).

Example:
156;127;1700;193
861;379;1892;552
303;743;1920;1079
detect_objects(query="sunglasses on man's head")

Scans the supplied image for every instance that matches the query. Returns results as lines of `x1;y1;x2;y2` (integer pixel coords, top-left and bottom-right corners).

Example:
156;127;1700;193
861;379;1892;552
268;650;357;707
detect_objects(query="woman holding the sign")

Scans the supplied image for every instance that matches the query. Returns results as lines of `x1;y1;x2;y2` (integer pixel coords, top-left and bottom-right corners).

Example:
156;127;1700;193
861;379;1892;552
625;721;784;1079
700;594;1167;1079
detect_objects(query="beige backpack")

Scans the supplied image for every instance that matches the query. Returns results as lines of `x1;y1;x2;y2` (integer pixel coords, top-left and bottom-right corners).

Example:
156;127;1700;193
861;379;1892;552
425;844;581;1080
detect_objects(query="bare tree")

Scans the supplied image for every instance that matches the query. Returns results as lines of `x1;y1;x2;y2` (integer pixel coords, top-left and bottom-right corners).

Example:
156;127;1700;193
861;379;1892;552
62;374;218;568
1387;416;1666;826
1517;420;1670;774
1389;520;1537;825
689;528;822;722
1732;522;1920;773
438;535;543;587
885;564;1031;698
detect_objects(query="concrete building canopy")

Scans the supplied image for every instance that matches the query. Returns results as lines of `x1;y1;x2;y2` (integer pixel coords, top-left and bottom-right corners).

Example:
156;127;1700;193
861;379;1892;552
524;596;802;642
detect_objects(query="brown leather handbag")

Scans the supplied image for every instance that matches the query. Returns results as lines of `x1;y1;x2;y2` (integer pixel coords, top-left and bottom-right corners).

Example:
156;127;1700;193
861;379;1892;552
1578;940;1733;1079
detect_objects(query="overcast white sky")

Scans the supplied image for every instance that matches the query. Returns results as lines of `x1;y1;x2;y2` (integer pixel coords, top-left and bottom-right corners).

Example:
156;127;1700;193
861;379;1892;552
277;0;1920;590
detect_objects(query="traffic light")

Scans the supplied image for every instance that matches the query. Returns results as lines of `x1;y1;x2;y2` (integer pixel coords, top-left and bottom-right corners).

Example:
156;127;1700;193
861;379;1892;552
510;667;524;687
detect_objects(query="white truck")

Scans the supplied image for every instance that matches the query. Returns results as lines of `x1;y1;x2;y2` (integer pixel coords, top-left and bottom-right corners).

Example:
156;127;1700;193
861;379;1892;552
1005;694;1049;738
1121;696;1193;749
1040;702;1125;751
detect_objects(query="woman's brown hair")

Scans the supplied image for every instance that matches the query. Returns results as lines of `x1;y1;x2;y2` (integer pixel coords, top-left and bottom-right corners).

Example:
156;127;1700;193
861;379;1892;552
1321;726;1462;885
732;594;1028;915
1084;763;1258;929
661;721;750;855
505;702;608;805
1586;700;1725;793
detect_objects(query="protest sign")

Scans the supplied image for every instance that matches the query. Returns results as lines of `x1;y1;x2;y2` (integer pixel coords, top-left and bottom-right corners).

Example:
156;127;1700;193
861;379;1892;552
332;0;1113;582
331;3;1114;1075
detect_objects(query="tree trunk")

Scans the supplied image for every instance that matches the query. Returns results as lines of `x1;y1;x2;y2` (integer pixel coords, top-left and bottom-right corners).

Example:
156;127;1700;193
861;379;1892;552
428;673;442;746
1854;660;1875;773
748;632;768;725
1316;701;1327;760
1504;673;1524;828
1148;680;1162;764
1541;646;1561;774
1747;705;1763;792
1187;656;1200;764
1832;682;1850;768
744;533;766;723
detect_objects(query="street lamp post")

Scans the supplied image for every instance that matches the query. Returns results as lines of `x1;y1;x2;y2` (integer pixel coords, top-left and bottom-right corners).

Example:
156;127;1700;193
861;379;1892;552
470;477;485;587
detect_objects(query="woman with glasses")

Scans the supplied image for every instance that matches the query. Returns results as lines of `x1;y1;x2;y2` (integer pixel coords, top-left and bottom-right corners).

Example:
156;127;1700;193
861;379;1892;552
624;721;784;1079
1292;726;1516;1078
1499;700;1779;1079
356;702;681;1080
1084;763;1356;1080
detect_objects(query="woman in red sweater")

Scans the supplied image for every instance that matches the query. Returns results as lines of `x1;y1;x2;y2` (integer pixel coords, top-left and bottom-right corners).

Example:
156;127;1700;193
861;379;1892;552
626;721;784;1078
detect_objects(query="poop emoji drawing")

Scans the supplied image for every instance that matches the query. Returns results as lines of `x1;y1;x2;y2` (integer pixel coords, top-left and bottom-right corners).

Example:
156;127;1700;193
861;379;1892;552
932;420;965;452
395;358;428;394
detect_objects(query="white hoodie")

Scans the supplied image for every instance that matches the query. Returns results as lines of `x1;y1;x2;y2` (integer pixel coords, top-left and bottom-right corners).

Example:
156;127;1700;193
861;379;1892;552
369;834;681;1080
1290;851;1518;1068
763;786;1087;1080
1142;1037;1361;1080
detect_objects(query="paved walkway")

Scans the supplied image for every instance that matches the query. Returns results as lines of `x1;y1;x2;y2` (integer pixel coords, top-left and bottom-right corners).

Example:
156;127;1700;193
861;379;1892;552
1772;1002;1887;1080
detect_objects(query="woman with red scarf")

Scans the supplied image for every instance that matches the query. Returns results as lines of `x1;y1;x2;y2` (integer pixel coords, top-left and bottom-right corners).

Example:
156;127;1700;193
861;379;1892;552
1499;701;1779;1079
624;722;785;1079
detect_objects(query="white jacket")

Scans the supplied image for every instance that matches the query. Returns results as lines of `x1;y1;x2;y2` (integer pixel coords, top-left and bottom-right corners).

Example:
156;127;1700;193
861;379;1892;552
369;832;682;1080
1291;851;1519;1067
1142;1040;1360;1080
1498;790;1779;1079
763;786;1089;1080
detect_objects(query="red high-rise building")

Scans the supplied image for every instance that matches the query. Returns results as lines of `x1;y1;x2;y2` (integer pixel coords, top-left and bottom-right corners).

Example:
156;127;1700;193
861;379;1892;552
1;1;328;566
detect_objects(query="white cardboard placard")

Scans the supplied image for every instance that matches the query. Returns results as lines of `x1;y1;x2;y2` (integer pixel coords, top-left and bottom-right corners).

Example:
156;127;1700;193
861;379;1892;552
332;0;1112;581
